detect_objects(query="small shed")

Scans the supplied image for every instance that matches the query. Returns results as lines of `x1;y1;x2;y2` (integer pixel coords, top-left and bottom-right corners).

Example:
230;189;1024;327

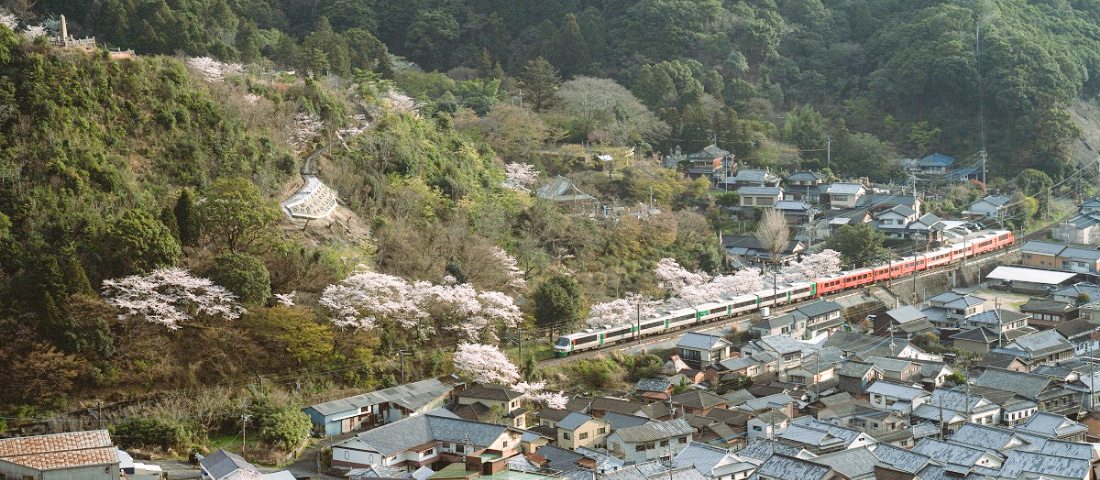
986;266;1077;294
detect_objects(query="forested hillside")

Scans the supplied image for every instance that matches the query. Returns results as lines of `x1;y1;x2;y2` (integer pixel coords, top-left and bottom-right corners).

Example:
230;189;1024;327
28;0;1100;179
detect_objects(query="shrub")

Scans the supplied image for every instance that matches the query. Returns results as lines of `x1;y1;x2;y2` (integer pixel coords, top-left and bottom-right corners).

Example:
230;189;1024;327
111;418;198;451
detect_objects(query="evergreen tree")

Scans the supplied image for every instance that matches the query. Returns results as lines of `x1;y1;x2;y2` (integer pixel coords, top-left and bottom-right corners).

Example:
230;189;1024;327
518;57;562;112
174;188;201;248
552;13;589;78
532;275;583;333
59;249;94;297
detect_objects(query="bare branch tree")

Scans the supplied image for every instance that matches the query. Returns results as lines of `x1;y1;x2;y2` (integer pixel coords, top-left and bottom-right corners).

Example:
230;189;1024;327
755;209;790;265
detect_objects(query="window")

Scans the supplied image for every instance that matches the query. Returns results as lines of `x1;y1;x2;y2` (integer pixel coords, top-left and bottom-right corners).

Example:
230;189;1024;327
503;441;509;448
424;448;435;456
637;445;647;452
598;427;607;434
661;440;669;447
679;437;688;444
443;442;451;448
580;432;589;440
563;432;571;440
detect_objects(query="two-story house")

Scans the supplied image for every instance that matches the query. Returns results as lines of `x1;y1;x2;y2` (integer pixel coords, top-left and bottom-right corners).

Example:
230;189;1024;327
826;183;865;209
793;301;845;339
741;335;809;372
1052;212;1100;245
920;290;986;330
729;168;780;188
918;153;954;175
677;332;734;370
966;194;1012;219
783;172;828;204
557;412;610;450
863;357;921;384
865;381;929;414
454;384;527;429
988;329;1074;368
606;419;693;464
738;186;784;209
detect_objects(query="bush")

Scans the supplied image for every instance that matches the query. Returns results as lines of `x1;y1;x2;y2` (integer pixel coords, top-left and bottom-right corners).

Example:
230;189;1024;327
111;418;198;451
206;253;272;306
259;407;312;451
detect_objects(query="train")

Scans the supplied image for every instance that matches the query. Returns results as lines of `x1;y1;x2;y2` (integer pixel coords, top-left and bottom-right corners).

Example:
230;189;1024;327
553;229;1015;356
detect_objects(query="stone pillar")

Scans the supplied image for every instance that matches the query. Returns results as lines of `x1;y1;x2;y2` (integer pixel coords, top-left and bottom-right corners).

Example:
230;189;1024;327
60;14;68;45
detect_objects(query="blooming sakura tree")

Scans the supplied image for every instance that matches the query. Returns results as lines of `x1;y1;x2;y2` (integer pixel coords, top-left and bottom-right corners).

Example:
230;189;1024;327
321;269;521;342
514;381;568;409
21;24;44;39
187;57;243;82
336;114;371;151
289;113;324;154
779;249;842;283
274;291;296;306
453;342;520;384
492;247;527;291
586;293;659;328
654;258;709;295
101;268;244;330
502;163;540;190
0;10;16;30
319;270;425;331
670;268;766;308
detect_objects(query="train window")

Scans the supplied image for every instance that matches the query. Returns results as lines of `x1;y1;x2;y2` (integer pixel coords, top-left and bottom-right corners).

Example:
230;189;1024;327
577;335;597;344
556;337;570;347
642;321;664;330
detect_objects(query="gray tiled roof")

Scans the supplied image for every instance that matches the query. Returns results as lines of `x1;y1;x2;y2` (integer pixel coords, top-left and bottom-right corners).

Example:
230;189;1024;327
537;408;572;423
636;378;673;393
808;447;877;479
1061;245;1100;261
672;390;727;410
752;454;833;480
911;438;995;468
789;418;865;446
998;329;1072;357
871;444;931;474
613;418;693;443
337;412;510;456
457;384;524;402
737;186;783;196
1021;240;1068;256
673;442;752;478
603;412;650;430
865;381;925;400
999;450;1090;479
778;424;844;449
678;332;732;351
836;360;876;378
794;301;841;318
1012;432;1094;460
201;449;261;480
557;412;597;431
947;423;1025;451
1016;412;1087;439
537;444;584;472
307;378;452;416
821;331;906;359
966;309;1028;327
784;172;826;183
755;313;801;331
974;368;1051;401
737;439;805;462
721;389;756;406
827;183;864;195
884;305;925;324
758;335;808;355
864;357;916;374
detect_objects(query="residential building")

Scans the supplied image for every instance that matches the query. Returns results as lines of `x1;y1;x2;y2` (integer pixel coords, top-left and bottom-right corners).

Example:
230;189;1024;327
910;388;1003;431
454;384;528;428
1019;299;1076;327
672;442;755;480
729;168;780;188
918;153;954;175
331;410;524;472
1054;319;1100;356
920;290;986;329
1015;412;1088;442
0;430;119;480
722;236;805;264
873;306;936;340
677;333;734;370
911;438;1004;471
856;194;921;217
1052;212;1100;245
906;213;945;243
836;362;883;395
605;418;693;464
671;390;728;416
303;378;454;435
201;449;293;480
635;378;675;402
781;417;876;454
751;454;843;480
873;205;918;239
792;301;845;339
966;194;1012;219
556;412;610;450
746;410;790;443
783;172;828;204
1081;198;1100;214
826;183;865;209
738;186;784;208
774;200;815;224
741;335;809;372
675;144;732;183
753;313;806;339
865;381;929;414
973;368;1078;416
863;357;921;384
987;329;1074;368
1020;240;1100;273
1051;282;1100;303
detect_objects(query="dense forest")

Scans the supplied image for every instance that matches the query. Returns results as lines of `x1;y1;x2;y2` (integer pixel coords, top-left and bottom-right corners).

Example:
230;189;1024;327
29;0;1100;179
0;0;1097;453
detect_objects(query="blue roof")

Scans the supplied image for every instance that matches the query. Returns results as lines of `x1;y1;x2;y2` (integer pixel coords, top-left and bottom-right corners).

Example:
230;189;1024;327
920;153;955;167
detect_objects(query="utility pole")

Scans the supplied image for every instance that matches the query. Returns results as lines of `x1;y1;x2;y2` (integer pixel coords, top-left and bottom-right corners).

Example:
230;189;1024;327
826;136;832;170
241;413;253;459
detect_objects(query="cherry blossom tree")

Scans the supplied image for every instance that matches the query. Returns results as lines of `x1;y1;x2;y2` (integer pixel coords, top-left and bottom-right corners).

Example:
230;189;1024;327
654;258;709;295
289;113;324;154
492;247;527;291
670;268;766;307
779;249;842;283
274;291;296;306
514;381;568;409
187;57;243;82
585;293;659;328
502;163;540;190
453;342;520;384
319;270;425;330
21;24;43;39
1;10;18;30
101;268;244;330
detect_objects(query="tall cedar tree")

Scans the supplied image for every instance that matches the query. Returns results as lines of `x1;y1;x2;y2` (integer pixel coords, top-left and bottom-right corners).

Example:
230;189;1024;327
175;188;201;248
519;57;562;112
532;275;583;333
552;13;589;78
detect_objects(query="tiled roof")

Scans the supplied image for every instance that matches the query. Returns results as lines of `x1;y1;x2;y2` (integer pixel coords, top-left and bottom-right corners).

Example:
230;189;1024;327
557;412;598;431
827;183;864;195
998;329;1072;357
752;454;833;480
920;153;954;167
757;335;808;355
794;301;841;318
1021;240;1068;255
307;378;453;416
671;391;727;410
865;381;925;400
602;412;650;430
1016;412;1087;439
0;430;118;471
911;438;995;468
949;326;999;343
871;444;931;474
733;169;771;183
1055;318;1098;338
457;384;524;402
884;305;925;324
537;408;572;423
999;450;1090;479
737;186;783;196
737;440;804;462
974;368;1051;401
864;356;916;373
784;172;826;182
808;447;877;479
200;449;262;480
677;332;732;351
636;378;673;393
337;412;511;456
612;419;693;443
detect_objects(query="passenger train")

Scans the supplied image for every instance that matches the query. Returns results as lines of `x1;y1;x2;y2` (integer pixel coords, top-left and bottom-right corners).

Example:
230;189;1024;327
553;229;1015;356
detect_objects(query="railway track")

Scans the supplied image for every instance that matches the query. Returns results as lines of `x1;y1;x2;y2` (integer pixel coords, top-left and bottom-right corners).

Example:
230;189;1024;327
537;243;1020;369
